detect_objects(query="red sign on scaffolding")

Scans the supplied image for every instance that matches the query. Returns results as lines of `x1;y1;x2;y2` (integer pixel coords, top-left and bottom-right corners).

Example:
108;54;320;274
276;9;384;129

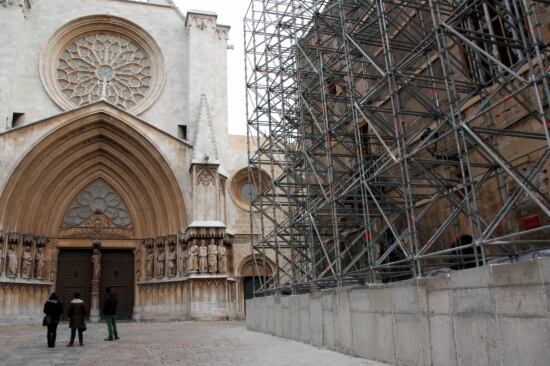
522;215;541;230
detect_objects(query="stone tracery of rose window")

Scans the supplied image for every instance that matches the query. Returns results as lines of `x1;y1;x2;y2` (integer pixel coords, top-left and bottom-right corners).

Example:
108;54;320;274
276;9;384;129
56;33;152;111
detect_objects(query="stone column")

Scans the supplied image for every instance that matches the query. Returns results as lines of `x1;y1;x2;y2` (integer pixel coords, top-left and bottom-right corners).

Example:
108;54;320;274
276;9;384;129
90;245;101;322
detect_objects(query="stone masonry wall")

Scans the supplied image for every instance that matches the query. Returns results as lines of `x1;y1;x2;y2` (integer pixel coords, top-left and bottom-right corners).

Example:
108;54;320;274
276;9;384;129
246;259;550;366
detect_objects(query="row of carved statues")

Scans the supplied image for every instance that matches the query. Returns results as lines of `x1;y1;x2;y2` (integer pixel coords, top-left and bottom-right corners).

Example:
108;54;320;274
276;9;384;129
141;238;228;279
0;242;47;280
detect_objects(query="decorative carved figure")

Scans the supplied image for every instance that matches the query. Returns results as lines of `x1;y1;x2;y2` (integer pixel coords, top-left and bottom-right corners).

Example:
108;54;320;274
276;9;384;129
179;244;187;274
197;167;216;186
168;245;176;277
0;242;4;275
50;254;57;282
92;249;101;281
217;241;227;274
7;244;18;278
21;246;32;278
188;242;199;272
207;239;218;273
35;247;45;279
198;240;208;273
145;247;154;279
135;249;141;281
157;246;166;277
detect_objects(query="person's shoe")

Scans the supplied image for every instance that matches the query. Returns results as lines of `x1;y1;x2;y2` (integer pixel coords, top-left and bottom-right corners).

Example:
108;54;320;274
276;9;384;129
104;337;113;341
79;343;84;347
66;343;74;347
114;335;120;340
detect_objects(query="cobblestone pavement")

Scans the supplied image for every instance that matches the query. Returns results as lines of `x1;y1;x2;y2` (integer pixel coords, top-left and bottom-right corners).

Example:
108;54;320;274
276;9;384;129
0;321;390;366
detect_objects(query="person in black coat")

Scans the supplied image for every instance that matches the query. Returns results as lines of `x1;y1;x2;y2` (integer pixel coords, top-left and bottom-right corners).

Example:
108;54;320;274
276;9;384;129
102;287;119;341
43;292;63;348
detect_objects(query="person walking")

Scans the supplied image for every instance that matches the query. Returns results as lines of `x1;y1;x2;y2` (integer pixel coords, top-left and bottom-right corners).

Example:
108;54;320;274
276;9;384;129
66;292;87;347
43;293;63;348
103;287;119;341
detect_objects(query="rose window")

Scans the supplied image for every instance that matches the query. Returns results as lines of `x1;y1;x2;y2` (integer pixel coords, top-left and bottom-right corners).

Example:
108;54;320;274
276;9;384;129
56;33;152;111
40;16;166;115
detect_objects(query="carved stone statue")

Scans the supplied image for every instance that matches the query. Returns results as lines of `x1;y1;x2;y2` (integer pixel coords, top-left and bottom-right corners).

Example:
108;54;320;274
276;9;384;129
207;239;218;273
50;254;57;282
135;249;141;281
217;240;227;274
157;246;166;277
179;244;187;274
21;246;32;278
0;242;4;275
145;247;154;279
92;249;101;281
35;247;45;279
198;240;208;273
168;245;176;277
7;244;18;278
188;241;199;272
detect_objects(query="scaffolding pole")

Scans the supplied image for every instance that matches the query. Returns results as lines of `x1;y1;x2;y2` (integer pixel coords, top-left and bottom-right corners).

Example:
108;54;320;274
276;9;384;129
245;0;550;294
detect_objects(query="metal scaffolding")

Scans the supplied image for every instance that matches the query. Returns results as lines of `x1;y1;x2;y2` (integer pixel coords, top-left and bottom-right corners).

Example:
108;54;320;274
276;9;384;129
245;0;550;294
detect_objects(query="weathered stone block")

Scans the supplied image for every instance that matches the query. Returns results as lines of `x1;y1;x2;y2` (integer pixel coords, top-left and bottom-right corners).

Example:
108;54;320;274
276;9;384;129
427;288;452;315
281;297;291;339
391;282;427;314
451;287;495;315
450;265;493;289
350;311;374;359
538;258;550;313
370;313;396;364
454;315;499;366
498;316;550;366
491;261;542;286
336;288;353;354
309;293;323;347
274;299;283;337
493;285;545;316
367;285;393;313
429;315;457;366
349;287;370;313
393;313;430;366
322;293;337;350
289;295;301;341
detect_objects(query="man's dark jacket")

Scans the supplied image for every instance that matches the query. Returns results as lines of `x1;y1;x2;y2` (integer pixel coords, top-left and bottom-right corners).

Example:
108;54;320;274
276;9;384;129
103;293;117;316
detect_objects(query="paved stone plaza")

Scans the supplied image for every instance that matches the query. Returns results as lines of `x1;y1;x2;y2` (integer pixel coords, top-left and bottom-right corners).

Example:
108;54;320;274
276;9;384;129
0;321;388;366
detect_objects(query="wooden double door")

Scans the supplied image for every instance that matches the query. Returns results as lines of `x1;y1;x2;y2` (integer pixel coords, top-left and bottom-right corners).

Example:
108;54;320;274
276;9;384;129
56;249;134;320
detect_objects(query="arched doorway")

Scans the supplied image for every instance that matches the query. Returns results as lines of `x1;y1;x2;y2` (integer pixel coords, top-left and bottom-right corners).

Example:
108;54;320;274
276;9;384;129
239;256;274;313
0;103;188;319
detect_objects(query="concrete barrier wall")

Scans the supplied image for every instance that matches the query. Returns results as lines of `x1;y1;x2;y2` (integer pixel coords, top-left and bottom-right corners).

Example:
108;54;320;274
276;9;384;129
246;259;550;366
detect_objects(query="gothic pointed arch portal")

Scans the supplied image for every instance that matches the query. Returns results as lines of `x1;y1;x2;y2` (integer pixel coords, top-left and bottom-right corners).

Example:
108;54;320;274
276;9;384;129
0;103;187;239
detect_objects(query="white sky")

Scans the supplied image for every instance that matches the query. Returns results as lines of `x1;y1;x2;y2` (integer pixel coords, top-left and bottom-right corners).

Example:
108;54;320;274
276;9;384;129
173;0;250;135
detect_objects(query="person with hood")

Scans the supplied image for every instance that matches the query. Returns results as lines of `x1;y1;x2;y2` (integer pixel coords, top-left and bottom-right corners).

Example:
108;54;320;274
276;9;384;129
102;287;119;341
66;292;87;347
43;292;63;348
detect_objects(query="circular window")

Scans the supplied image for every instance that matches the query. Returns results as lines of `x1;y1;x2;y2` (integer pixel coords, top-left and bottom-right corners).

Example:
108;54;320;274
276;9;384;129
240;183;259;203
229;168;270;210
40;15;166;115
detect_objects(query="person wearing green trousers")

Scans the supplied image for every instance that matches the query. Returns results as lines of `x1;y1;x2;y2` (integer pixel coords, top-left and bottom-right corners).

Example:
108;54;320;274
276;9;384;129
103;287;119;341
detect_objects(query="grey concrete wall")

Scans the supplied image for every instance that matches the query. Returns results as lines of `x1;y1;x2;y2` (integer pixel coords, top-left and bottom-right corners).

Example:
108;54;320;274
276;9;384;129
246;259;550;366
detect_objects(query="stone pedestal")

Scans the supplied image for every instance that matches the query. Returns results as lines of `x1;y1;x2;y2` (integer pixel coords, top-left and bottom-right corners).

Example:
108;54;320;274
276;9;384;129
90;279;100;322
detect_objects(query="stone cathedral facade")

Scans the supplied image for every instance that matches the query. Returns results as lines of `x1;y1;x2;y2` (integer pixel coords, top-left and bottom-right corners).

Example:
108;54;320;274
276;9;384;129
0;0;265;323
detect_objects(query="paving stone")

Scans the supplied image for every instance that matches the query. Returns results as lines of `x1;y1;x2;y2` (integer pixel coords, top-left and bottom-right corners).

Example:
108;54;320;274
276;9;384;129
0;321;389;366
